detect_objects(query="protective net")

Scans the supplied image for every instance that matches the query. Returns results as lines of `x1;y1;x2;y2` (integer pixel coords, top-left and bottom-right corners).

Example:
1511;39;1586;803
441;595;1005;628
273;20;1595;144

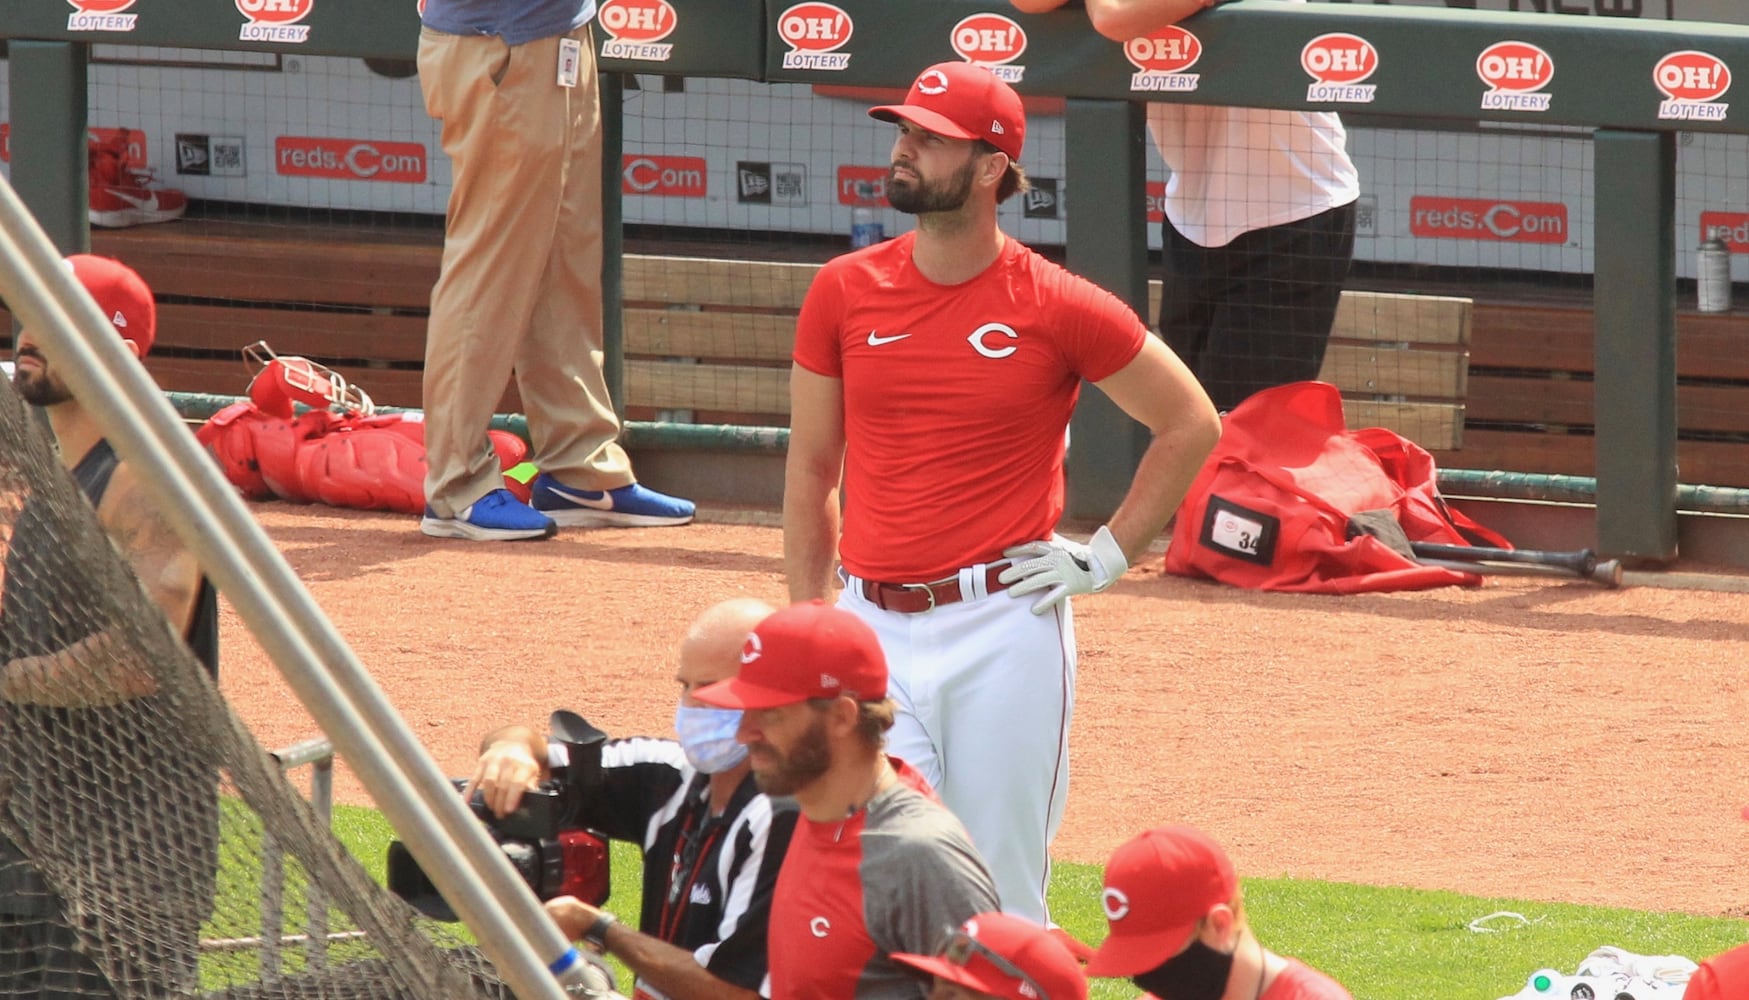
0;368;611;998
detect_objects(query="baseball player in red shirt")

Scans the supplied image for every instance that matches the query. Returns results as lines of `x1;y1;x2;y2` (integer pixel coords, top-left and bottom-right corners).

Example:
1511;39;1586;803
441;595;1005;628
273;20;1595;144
784;61;1222;923
1086;825;1354;1000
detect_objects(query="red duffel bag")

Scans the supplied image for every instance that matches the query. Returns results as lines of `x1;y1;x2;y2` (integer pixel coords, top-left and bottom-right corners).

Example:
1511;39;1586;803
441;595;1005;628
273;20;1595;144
1164;381;1509;594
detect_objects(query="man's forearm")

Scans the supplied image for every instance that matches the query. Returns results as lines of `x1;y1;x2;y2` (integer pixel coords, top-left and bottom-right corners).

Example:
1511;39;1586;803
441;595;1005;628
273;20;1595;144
783;471;841;603
1105;420;1221;563
602;922;761;1000
0;630;158;706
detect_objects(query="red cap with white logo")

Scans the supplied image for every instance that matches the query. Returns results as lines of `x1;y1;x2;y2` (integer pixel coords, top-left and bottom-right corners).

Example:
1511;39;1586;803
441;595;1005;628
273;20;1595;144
1084;825;1237;977
693;599;888;709
66;254;156;358
869;61;1026;162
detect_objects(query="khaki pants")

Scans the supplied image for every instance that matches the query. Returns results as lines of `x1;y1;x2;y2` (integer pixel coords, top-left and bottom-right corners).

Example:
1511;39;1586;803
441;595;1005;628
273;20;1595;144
417;24;633;518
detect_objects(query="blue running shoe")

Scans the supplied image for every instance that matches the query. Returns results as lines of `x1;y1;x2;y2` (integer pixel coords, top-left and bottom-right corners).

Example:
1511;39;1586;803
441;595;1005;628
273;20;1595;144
530;474;696;527
421;488;557;541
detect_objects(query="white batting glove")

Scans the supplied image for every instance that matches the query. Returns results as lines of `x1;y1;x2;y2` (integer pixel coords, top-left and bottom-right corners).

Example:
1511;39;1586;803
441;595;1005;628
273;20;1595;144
998;525;1129;615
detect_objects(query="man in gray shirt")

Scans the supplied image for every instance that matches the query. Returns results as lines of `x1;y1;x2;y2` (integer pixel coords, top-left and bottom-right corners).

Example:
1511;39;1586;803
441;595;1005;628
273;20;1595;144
695;600;1000;999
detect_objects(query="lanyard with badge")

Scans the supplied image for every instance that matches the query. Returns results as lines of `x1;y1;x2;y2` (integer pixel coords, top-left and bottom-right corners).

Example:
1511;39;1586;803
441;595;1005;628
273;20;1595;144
557;36;581;88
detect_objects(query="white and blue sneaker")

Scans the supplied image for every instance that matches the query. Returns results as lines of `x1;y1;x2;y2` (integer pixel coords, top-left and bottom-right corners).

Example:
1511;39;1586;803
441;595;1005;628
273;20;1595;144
421;488;557;541
530;474;696;528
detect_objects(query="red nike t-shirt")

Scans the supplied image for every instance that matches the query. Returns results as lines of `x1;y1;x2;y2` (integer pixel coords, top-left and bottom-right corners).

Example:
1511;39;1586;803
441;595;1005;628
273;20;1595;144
793;232;1147;582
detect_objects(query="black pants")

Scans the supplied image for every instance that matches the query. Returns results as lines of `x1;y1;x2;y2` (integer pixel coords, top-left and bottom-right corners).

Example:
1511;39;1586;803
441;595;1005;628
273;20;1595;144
1160;201;1357;413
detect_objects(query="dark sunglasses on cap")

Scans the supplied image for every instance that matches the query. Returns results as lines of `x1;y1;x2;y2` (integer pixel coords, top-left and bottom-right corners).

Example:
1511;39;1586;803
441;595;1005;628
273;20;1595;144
941;925;1049;1000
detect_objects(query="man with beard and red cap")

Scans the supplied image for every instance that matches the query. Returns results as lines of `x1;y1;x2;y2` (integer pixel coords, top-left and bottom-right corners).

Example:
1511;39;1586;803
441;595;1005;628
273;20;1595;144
783;59;1220;927
694;600;1000;1000
3;254;219;996
1086;825;1352;1000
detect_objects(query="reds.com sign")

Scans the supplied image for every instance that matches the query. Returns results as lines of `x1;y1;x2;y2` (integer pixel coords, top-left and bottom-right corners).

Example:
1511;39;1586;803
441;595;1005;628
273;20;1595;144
836;165;888;206
1410;196;1568;244
275;137;426;183
1701;212;1749;253
622;155;707;197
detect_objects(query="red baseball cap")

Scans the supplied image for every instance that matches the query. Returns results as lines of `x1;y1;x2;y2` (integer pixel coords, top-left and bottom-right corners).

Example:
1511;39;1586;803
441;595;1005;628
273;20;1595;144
67;254;155;357
692;600;887;709
869;61;1026;161
1084;825;1237;977
893;912;1089;1000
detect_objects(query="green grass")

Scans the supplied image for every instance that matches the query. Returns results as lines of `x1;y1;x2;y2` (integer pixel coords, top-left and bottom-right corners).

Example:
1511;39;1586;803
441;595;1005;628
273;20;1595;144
317;806;1748;1000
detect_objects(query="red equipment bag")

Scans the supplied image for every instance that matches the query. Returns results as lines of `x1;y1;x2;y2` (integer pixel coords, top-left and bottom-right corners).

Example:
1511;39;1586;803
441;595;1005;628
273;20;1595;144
1164;381;1510;594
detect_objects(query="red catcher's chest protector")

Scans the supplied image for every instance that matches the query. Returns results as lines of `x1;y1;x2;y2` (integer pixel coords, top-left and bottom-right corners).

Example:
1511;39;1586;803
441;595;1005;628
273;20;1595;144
1165;381;1509;594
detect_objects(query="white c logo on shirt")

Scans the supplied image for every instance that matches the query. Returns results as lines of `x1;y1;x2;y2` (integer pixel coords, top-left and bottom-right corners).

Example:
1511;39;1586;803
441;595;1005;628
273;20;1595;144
810;916;831;938
968;322;1018;359
1102;887;1131;921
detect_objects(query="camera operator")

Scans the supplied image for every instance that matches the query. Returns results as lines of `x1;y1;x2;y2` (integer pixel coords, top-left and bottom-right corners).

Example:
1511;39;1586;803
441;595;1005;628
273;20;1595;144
465;598;794;1000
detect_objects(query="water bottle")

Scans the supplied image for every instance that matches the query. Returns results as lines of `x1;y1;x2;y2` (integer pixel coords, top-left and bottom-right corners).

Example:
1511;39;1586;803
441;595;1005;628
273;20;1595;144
1697;235;1731;313
851;205;884;249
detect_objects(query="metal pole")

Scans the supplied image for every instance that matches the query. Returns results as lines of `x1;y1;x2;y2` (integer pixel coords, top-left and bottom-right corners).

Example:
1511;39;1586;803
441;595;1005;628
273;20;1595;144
0;175;588;1000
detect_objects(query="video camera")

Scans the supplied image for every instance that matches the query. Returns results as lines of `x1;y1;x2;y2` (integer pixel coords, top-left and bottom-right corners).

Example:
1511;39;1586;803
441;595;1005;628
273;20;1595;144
387;710;613;922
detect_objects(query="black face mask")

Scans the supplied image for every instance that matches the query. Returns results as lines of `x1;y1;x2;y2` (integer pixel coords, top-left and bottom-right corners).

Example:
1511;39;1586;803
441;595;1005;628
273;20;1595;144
1131;939;1234;1000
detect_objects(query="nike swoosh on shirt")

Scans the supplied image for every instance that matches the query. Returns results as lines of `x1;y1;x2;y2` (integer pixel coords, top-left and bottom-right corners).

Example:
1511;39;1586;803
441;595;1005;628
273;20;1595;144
866;330;912;347
545;483;614;510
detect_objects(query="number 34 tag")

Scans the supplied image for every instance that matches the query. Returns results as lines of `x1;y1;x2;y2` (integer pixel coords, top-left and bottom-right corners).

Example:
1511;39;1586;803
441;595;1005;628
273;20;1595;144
1200;496;1279;568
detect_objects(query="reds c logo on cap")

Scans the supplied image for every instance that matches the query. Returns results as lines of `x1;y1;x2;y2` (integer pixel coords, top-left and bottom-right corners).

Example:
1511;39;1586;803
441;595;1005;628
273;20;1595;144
740;633;763;664
1102;887;1131;921
918;70;950;96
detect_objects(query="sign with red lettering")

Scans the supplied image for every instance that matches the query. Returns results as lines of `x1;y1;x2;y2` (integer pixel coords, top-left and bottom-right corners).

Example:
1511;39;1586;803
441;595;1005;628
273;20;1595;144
622;155;708;197
1410;196;1568;244
275;137;427;182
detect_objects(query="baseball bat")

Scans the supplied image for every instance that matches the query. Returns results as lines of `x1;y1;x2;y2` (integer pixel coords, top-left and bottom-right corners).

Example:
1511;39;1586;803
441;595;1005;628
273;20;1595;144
1409;542;1623;588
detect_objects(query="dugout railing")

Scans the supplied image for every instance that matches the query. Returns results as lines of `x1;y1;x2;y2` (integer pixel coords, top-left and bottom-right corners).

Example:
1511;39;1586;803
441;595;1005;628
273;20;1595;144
3;3;1747;556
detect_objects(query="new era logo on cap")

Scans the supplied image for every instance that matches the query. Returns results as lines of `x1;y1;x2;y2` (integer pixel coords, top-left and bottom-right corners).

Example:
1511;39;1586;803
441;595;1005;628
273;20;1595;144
65;254;156;357
868;61;1026;161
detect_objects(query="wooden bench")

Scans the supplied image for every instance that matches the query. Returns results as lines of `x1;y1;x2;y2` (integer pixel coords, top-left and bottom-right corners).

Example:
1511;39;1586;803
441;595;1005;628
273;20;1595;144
5;224;1473;453
627;254;1472;451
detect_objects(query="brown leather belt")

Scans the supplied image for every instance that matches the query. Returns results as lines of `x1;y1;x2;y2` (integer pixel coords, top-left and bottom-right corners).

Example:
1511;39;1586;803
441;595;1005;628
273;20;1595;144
854;565;1010;614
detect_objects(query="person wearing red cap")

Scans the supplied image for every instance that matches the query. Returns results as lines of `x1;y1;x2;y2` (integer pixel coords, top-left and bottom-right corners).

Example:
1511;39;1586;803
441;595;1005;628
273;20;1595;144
694;601;1000;999
784;60;1221;924
894;911;1089;1000
1012;0;1359;414
1685;943;1749;1000
1086;825;1352;1000
3;254;219;995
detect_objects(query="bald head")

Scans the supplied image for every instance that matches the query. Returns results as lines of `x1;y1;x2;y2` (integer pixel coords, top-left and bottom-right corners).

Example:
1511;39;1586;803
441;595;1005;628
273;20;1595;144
677;598;775;700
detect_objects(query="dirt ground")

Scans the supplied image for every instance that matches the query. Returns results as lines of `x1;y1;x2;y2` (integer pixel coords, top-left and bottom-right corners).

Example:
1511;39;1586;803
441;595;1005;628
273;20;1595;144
219;502;1749;919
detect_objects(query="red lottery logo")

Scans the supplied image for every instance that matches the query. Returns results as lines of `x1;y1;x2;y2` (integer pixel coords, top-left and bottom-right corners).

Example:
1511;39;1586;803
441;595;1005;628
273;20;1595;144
951;13;1027;65
1654;51;1730;102
1124;26;1200;74
598;0;677;44
67;0;136;11
236;0;313;24
1476;41;1553;93
1302;33;1378;85
777;2;853;52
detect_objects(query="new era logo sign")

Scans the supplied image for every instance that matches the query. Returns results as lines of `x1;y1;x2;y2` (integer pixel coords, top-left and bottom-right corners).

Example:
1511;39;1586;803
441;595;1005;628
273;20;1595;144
990;120;1005;134
112;311;128;328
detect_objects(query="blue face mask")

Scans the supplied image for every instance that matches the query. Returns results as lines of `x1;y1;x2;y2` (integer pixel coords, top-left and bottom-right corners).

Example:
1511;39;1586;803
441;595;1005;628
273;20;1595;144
674;703;749;774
